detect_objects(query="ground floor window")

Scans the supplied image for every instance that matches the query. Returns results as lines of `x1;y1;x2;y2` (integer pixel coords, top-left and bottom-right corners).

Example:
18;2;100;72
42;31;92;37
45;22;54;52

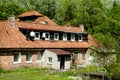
26;53;32;62
14;52;21;64
65;55;70;61
47;57;52;64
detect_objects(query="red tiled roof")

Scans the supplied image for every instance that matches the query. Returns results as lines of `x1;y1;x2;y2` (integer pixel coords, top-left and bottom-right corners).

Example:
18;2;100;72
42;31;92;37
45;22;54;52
34;16;58;26
0;21;30;48
16;21;86;33
27;40;89;48
0;21;89;49
47;49;71;55
88;35;98;47
18;11;43;17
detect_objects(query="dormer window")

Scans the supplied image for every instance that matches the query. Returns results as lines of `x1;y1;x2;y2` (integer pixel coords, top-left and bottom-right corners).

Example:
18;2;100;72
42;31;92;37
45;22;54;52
54;33;59;40
45;32;50;40
39;21;48;25
63;33;67;41
34;32;40;40
78;34;82;41
71;33;75;41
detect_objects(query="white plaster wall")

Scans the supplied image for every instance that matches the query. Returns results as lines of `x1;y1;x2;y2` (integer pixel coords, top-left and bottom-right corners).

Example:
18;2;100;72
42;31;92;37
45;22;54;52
42;49;60;69
42;49;71;70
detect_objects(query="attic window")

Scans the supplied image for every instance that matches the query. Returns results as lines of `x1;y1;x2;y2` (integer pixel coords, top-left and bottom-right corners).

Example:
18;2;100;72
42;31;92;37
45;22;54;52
71;33;75;41
39;21;48;25
63;33;67;41
78;34;82;41
34;32;40;40
45;32;50;40
54;33;59;40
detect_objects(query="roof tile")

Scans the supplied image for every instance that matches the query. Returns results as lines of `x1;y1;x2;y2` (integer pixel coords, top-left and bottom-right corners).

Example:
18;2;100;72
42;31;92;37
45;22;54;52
0;21;89;49
18;11;43;17
47;49;71;55
34;16;58;26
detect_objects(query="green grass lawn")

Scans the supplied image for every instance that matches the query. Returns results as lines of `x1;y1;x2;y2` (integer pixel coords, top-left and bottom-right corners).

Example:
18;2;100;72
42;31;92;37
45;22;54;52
0;66;105;80
0;68;74;80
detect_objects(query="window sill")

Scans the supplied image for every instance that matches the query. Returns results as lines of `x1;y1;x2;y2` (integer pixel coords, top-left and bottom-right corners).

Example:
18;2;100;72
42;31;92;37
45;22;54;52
26;61;32;63
37;60;43;63
47;62;52;65
14;62;21;64
79;40;82;41
71;40;75;41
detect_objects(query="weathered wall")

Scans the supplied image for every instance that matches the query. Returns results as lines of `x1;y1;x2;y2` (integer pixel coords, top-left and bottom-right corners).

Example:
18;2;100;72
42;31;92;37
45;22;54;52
43;49;60;69
0;52;43;69
43;49;71;70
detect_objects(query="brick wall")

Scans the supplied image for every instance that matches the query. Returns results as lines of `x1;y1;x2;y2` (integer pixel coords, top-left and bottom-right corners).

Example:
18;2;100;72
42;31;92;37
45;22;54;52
0;52;43;69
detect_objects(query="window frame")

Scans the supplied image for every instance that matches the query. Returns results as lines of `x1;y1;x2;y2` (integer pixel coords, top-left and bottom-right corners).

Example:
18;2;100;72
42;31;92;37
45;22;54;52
26;52;32;63
34;32;40;40
71;33;75;41
13;52;21;64
78;34;82;41
47;57;52;64
63;33;67;41
37;52;43;62
54;33;59;40
45;32;50;40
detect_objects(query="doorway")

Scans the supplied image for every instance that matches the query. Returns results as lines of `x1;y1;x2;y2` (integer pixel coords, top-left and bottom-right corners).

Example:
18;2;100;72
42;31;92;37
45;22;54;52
60;56;65;69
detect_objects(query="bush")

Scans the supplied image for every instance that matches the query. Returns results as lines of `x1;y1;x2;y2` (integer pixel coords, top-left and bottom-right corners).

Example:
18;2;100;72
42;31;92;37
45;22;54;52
0;68;3;74
107;62;120;79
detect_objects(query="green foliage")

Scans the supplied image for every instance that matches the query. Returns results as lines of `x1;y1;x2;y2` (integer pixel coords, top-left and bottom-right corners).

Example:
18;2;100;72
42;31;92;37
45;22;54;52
0;3;25;20
0;0;120;79
54;0;77;25
107;62;120;79
0;68;74;80
0;67;106;80
109;1;120;21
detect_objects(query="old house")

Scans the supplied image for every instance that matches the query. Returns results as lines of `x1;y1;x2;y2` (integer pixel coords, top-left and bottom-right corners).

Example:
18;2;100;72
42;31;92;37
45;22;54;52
0;11;93;70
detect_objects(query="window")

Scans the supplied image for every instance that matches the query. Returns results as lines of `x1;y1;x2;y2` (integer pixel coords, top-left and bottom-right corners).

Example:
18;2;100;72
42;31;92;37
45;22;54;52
14;52;21;64
65;56;70;61
39;21;48;24
45;32;50;40
54;33;59;40
37;52;43;62
71;33;75;41
78;34;82;41
26;53;32;62
63;33;67;41
47;57;52;64
82;53;85;60
34;32;40;40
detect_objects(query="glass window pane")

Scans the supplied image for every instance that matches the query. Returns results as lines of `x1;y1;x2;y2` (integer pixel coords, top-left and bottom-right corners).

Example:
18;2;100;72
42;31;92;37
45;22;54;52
14;54;19;62
26;53;32;61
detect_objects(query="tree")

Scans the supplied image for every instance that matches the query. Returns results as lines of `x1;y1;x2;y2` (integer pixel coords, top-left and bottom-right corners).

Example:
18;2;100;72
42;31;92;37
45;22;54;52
54;0;77;25
109;0;120;21
73;0;106;29
0;4;25;20
30;0;56;19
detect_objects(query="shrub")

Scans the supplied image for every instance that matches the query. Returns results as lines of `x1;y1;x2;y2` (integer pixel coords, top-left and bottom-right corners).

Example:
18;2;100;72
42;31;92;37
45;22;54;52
107;62;120;79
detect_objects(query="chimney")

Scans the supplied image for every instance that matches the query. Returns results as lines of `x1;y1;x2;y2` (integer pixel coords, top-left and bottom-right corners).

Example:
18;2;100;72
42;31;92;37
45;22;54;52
79;24;84;32
8;15;15;27
66;23;71;30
